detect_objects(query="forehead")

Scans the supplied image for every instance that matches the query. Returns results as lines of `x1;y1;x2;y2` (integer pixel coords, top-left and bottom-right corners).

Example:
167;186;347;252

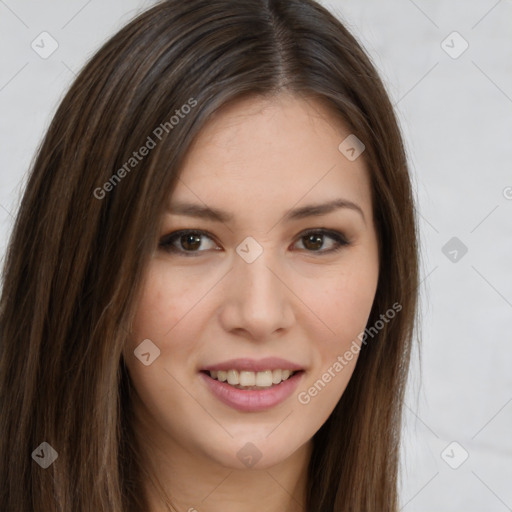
170;93;372;219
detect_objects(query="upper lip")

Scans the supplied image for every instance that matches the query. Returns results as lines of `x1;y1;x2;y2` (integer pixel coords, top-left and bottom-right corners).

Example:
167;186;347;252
201;357;304;373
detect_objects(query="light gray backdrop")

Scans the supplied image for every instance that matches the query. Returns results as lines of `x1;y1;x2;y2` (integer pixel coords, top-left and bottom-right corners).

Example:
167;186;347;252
0;1;511;510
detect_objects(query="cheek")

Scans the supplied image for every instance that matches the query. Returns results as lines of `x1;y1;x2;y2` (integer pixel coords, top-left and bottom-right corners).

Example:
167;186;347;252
298;258;378;344
295;268;377;419
295;250;378;400
130;262;204;344
123;264;204;432
126;260;222;390
331;272;378;338
130;283;168;343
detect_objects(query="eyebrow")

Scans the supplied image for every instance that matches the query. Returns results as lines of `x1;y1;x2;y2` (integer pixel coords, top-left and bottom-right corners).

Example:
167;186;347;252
167;198;366;224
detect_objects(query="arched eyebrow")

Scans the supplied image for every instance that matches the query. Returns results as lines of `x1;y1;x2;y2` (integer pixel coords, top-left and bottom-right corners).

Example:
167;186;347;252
166;198;366;225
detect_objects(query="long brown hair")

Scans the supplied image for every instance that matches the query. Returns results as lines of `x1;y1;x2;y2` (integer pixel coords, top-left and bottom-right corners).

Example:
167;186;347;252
0;0;419;510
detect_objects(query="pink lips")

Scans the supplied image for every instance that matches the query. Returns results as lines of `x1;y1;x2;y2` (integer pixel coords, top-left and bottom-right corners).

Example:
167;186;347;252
200;370;304;412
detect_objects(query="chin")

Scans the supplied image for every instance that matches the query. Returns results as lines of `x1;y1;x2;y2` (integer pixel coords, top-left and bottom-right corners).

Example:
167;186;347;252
197;431;310;471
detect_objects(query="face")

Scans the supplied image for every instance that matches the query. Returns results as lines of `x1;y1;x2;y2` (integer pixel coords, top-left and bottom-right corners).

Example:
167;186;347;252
123;93;379;472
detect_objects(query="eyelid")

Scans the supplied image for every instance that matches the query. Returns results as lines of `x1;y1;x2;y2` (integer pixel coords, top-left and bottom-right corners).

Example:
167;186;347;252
158;228;350;256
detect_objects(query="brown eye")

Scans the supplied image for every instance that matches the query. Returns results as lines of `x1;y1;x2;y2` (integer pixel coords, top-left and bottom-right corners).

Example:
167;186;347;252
159;230;218;255
180;233;202;251
302;233;324;251
294;229;349;253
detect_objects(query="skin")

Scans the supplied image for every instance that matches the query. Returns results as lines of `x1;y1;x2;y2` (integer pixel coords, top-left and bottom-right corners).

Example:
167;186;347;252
123;93;380;512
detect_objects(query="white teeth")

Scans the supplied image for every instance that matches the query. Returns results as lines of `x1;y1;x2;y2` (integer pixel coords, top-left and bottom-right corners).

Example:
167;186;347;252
227;369;239;385
239;371;256;386
208;369;296;387
255;370;273;387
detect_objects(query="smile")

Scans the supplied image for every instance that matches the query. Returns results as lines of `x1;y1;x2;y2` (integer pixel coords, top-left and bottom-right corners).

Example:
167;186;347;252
200;370;305;412
208;369;296;389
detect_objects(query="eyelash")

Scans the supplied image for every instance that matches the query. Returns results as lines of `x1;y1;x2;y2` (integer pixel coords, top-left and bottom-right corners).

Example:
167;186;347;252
158;228;350;257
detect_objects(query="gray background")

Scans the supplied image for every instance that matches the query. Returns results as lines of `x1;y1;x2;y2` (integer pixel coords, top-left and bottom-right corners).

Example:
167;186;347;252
1;1;511;510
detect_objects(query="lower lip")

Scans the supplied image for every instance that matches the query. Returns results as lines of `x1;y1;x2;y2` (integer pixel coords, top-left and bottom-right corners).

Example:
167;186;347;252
200;371;304;412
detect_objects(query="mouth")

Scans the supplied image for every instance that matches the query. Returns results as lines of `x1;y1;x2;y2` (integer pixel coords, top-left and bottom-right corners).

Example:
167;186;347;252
201;369;302;390
199;368;305;412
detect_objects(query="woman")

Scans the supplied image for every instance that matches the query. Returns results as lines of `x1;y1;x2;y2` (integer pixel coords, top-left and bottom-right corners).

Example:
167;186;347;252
0;0;419;510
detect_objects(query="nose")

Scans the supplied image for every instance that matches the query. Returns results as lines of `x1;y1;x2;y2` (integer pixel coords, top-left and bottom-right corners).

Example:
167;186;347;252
218;249;295;341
